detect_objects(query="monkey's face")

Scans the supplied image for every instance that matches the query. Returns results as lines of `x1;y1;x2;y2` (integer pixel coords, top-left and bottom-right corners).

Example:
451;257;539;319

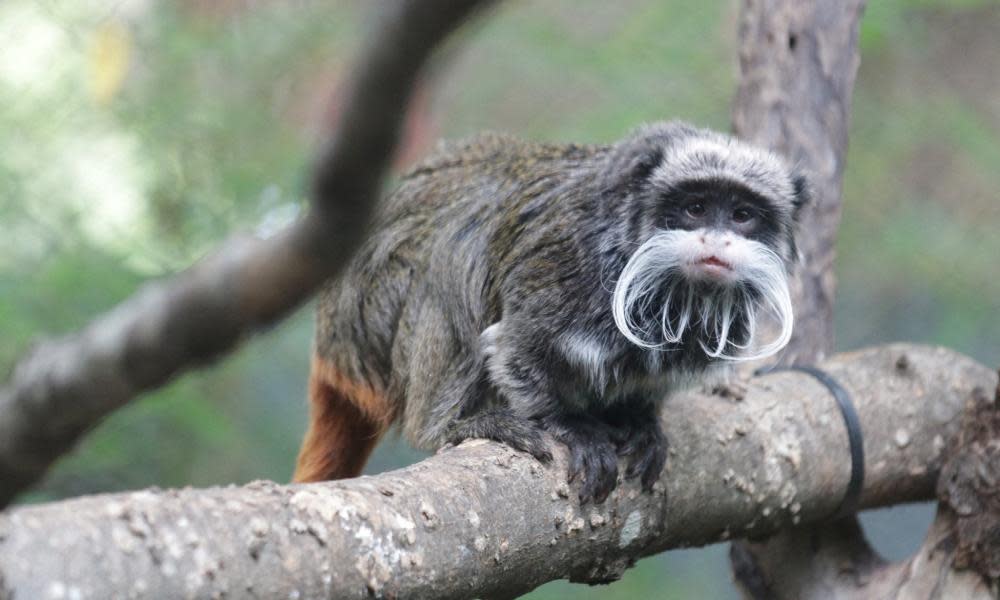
658;180;791;285
599;122;810;361
611;179;798;361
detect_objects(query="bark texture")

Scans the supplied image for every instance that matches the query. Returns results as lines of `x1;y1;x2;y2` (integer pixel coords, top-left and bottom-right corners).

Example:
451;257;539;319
0;344;993;599
0;0;493;509
731;376;1000;600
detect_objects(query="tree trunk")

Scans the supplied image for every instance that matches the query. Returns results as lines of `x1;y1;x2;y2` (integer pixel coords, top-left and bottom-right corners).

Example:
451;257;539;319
729;1;1000;598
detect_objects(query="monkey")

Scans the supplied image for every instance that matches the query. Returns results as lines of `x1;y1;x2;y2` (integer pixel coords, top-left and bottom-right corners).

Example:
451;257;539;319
293;120;809;504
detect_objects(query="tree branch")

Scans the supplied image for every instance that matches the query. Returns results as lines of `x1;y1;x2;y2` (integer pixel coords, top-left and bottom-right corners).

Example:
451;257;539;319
731;373;1000;599
0;344;993;599
0;0;494;509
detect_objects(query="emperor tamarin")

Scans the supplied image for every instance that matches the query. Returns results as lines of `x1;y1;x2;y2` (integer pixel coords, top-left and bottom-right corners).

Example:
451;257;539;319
293;121;809;503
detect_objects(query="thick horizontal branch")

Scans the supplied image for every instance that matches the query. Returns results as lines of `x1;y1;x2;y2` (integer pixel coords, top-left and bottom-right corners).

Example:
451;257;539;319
0;0;494;509
731;379;1000;599
0;344;993;599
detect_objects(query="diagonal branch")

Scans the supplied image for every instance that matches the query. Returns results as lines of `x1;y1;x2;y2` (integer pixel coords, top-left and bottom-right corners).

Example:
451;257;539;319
0;0;495;509
0;344;994;599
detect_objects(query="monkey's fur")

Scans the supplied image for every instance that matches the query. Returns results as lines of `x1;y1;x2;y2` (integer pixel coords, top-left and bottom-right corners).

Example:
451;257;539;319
294;121;808;503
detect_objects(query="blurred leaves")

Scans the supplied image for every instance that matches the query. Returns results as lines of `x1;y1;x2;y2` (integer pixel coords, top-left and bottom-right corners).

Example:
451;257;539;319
0;0;359;499
87;20;130;105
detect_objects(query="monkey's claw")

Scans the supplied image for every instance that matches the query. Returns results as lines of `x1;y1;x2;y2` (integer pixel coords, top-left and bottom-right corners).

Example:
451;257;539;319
544;414;619;505
618;421;667;491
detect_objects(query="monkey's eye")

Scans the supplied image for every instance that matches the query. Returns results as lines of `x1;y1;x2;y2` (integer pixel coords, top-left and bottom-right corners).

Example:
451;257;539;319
732;207;754;224
685;203;706;218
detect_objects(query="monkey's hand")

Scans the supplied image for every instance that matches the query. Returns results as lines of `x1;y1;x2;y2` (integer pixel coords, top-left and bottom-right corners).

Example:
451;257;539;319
445;408;553;462
542;413;620;505
611;410;668;492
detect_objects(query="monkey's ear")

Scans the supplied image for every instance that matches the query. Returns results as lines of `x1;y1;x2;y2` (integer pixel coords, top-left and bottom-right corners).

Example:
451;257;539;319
598;142;663;195
600;122;692;193
624;144;664;186
790;173;811;220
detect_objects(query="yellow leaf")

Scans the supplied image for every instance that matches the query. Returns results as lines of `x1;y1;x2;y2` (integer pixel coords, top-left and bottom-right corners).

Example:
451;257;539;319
88;21;131;106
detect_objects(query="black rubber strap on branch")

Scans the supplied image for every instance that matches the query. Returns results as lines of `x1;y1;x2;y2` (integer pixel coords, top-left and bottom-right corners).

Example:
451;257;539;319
755;365;865;517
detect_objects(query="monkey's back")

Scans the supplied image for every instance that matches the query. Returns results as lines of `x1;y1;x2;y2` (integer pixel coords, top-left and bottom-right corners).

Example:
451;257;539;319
314;133;605;446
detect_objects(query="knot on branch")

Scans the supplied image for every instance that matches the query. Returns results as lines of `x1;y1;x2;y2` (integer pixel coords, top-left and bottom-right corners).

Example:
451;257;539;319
936;378;1000;582
568;554;636;586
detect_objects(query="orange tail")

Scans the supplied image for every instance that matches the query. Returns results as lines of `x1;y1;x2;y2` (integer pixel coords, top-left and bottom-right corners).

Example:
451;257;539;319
293;354;393;482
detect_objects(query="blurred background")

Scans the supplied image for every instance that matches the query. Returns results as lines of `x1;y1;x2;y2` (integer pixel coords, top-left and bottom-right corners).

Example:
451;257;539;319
2;0;997;597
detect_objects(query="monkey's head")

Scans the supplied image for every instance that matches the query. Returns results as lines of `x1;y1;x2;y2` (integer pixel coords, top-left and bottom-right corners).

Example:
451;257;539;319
602;122;809;361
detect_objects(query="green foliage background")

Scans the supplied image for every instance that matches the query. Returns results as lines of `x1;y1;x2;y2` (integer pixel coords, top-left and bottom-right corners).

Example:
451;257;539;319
2;1;998;597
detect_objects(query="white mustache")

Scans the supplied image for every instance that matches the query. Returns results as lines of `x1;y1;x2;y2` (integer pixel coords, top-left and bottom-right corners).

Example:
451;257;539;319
611;230;794;361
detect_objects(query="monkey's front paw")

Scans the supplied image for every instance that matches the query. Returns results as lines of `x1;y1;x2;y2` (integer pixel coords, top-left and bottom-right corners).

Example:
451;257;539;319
445;408;552;463
617;421;667;491
544;414;619;505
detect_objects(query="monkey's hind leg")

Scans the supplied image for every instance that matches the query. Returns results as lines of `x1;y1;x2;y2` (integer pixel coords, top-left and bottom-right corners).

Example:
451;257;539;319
445;408;552;463
292;355;394;483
